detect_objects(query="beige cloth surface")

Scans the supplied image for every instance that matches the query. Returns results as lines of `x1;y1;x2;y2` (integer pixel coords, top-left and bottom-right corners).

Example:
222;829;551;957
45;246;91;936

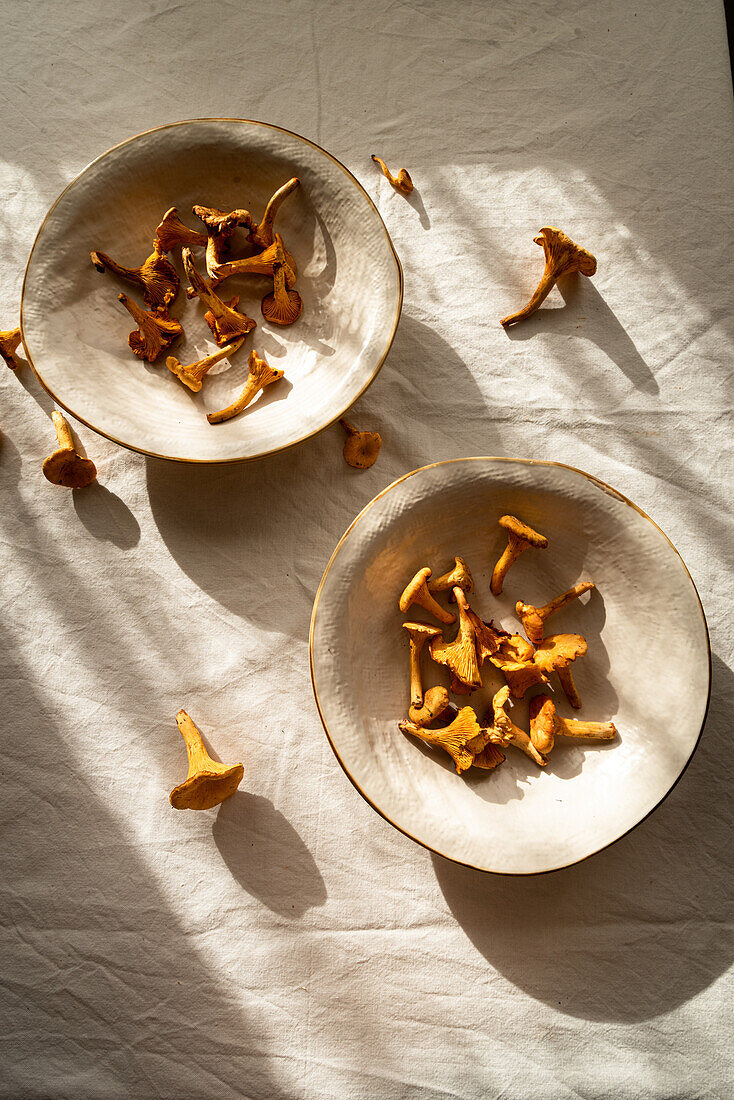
1;1;733;1097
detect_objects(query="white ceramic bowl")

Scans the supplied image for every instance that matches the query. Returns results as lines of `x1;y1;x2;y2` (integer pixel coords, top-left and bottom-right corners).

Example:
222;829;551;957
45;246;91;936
21;119;402;463
310;458;710;874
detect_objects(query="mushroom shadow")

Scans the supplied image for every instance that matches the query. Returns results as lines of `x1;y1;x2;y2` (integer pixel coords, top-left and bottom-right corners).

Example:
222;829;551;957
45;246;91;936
504;274;659;395
431;652;731;1024
0;645;286;1097
405;187;430;230
213;792;327;918
377;313;496;470
144;435;338;639
13;361;57;416
0;430;23;487
72;482;141;549
144;315;491;637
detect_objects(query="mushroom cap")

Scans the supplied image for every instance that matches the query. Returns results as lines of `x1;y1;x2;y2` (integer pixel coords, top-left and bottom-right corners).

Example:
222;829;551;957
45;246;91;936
430;629;482;692
193;205;252;234
534;633;588;671
402;621;442;644
408;685;452;726
534;226;597;276
399;568;433;612
343;429;382;469
0;327;22;369
249;352;284;389
472;742;505;770
497;633;536;664
498;514;548;548
42;448;97;489
529;693;556;726
400;706;482;773
465;610;504;663
501;661;548;699
261;285;303;326
428;556;473;595
169;762;244;810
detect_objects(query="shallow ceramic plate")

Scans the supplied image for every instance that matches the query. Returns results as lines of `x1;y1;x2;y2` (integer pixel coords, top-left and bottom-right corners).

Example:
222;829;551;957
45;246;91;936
21;119;402;463
310;458;710;874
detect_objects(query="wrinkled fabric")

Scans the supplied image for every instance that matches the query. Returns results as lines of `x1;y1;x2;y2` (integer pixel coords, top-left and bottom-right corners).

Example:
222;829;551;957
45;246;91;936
1;1;733;1098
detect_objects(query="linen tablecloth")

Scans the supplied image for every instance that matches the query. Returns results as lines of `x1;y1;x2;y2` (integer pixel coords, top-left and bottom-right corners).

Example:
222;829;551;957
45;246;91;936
2;1;733;1096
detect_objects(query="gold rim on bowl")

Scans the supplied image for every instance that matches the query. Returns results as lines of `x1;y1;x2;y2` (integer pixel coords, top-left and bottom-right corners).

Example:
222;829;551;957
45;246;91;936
20;117;404;465
309;456;712;876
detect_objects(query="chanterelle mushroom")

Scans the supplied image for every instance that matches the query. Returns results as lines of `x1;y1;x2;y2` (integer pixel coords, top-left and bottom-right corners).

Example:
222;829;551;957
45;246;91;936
210;233;297;290
166;338;244;393
465;611;504;664
193;204;253;279
155;207;207;252
500;226;597;328
399;706;488;774
42;411;97;489
408;686;453;728
117;293;183;362
339;418;382;469
490;514;548;596
207;350;284;425
490;685;547;767
529;693;617;754
489;633;548;698
429;587;482;692
428;557;473;601
0;327;22;370
403;622;442;708
527;694;557;755
516;582;595;645
371;155;413;195
91;240;180;309
534;633;588;709
249;177;300;250
399;568;456;626
169;710;244;810
261;259;303;326
182;247;256;346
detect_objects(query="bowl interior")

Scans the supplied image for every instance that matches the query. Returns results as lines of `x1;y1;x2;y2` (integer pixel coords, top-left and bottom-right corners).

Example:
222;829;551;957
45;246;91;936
310;458;709;874
21;120;401;461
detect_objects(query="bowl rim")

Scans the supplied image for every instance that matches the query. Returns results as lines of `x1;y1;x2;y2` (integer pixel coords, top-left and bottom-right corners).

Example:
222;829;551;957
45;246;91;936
309;456;712;876
19;117;404;465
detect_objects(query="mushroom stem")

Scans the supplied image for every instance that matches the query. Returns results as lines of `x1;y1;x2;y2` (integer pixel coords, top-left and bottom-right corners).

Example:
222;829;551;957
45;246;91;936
408;641;425;707
166;339;243;392
555;716;617;740
501;226;597;328
91;242;179;308
177;709;213;776
490;686;547;767
540;582;594;619
371;155;413;194
52;410;74;451
169;710;244;811
516;582;595;644
250;178;300;249
211;234;297;288
339;418;357;436
558;666;582;709
206;350;283;424
491;515;548;595
491;533;523;595
183;248;256;345
502;268;556;326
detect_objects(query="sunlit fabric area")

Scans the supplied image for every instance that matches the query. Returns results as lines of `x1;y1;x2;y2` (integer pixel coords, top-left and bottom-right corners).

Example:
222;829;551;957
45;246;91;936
1;1;732;1097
